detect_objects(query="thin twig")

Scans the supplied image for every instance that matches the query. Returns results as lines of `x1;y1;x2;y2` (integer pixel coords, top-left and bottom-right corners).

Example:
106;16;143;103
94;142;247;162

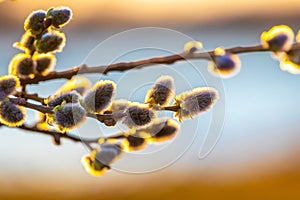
164;105;180;112
5;97;179;144
17;125;87;142
20;43;300;86
9;97;53;114
10;96;181;125
14;92;46;104
15;124;126;144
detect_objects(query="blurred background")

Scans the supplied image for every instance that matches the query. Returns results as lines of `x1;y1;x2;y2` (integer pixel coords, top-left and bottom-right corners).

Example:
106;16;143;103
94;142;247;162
1;0;300;199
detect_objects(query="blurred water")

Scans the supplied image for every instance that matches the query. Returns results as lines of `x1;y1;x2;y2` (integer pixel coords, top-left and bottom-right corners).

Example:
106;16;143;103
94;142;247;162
1;24;300;178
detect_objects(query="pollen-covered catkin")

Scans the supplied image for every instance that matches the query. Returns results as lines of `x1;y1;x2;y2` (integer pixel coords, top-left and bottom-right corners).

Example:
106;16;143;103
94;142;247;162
49;6;73;28
24;10;46;35
261;25;294;52
121;134;147;152
35;30;66;54
145;75;175;106
94;144;123;166
0;75;20;101
54;103;86;131
9;54;35;78
184;41;203;53
13;32;35;54
208;47;241;78
123;102;155;128
279;31;300;74
47;91;80;109
144;118;180;143
174;87;218;121
82;80;116;114
0;101;25;127
280;49;300;74
81;155;109;177
109;99;130;113
81;143;123;176
56;77;91;96
33;53;56;75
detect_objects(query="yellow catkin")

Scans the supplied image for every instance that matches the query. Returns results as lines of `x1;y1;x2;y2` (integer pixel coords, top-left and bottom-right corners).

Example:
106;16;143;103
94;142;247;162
261;25;294;52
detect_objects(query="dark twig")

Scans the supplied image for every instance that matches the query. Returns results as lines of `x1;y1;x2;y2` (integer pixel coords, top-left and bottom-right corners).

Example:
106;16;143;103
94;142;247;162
15;92;46;104
164;105;180;112
15;124;126;144
20;43;300;86
17;124;87;142
9;97;53;114
13;42;300;144
10;96;182;126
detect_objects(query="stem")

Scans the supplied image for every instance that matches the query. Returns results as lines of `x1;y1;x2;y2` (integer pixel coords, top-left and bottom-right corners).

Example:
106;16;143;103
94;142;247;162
164;105;180;112
5;98;180;144
13;124;126;144
16;124;124;144
15;92;46;104
10;96;182;125
18;124;87;142
20;43;300;86
9;97;53;114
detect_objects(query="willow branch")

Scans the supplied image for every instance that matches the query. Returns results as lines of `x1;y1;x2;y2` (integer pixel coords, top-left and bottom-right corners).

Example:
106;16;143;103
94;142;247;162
15;124;126;145
17;124;90;143
20;43;300;86
6;99;180;144
9;97;53;114
14;92;46;104
163;105;180;112
10;96;182;124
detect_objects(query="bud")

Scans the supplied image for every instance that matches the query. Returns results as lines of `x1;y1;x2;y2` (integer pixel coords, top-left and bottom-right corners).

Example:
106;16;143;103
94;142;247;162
36;112;51;131
0;101;25;127
81;155;109;177
174;87;218;121
57;77;92;95
81;143;123;177
109;99;130;112
13;32;35;54
279;50;300;74
8;54;35;78
297;30;300;43
261;25;294;52
208;47;241;78
35;30;66;54
144;118;180;143
0;75;20;101
123;102;156;128
24;10;46;35
47;91;80;109
82;80;116;114
32;53;56;75
54;103;86;132
184;41;203;53
145;75;175;106
280;30;300;74
121;134;147;152
49;6;73;28
94;143;123;166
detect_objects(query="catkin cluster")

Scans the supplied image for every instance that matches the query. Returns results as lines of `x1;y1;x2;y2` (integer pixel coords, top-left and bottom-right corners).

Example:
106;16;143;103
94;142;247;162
18;71;216;176
10;6;72;78
68;75;218;176
2;6;298;177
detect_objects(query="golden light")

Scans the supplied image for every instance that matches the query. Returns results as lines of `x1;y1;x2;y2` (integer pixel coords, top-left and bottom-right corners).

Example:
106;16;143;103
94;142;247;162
1;0;300;27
